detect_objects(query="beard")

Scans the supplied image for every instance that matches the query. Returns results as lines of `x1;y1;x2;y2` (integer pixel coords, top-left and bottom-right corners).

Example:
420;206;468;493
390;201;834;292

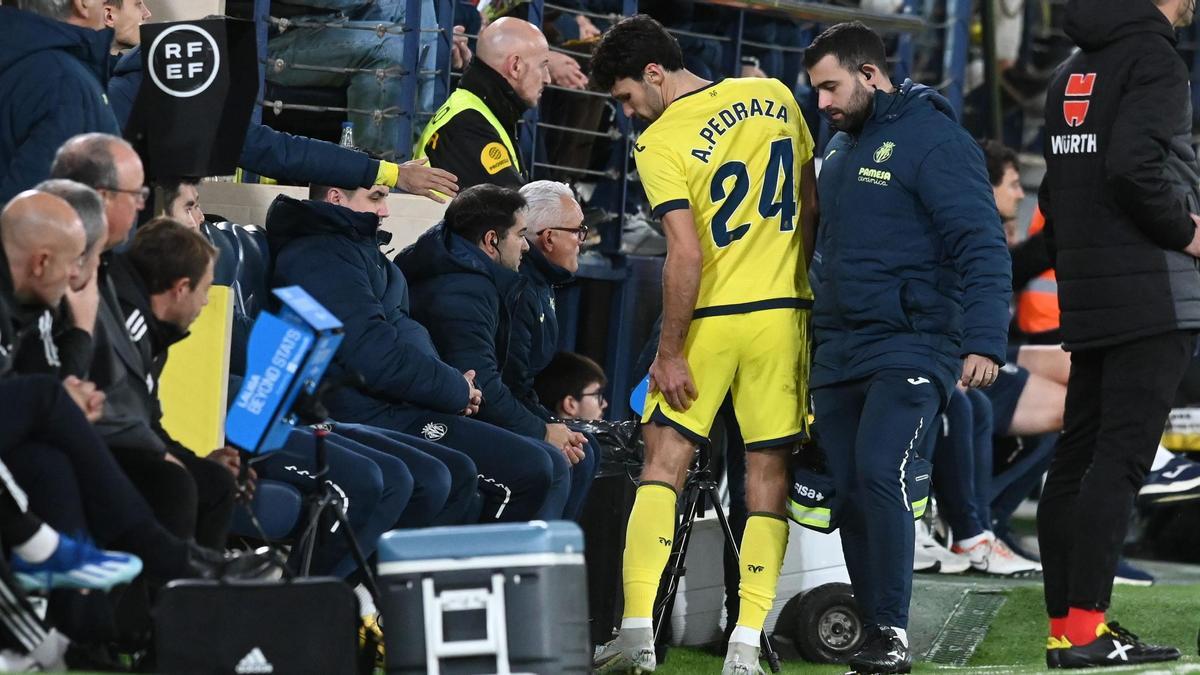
825;81;875;133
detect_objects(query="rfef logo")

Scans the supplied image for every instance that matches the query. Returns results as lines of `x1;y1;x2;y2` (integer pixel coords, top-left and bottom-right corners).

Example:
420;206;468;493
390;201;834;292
148;24;220;98
1062;73;1097;128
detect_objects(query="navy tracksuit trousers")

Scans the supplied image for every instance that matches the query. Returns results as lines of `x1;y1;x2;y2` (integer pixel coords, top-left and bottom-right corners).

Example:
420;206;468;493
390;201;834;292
813;369;943;629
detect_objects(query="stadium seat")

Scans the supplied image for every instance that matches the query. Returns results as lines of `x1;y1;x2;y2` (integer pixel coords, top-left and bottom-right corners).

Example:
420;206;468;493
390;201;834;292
230;479;305;540
204;220;272;322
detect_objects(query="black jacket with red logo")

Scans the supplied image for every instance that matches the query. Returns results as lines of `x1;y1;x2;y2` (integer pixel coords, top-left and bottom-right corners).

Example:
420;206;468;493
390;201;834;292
1040;0;1200;350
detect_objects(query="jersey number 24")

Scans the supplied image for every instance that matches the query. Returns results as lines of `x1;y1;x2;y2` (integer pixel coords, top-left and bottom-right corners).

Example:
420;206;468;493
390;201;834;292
709;138;796;248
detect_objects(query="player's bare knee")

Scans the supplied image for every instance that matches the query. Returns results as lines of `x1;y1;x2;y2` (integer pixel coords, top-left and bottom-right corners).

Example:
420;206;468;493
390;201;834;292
744;447;791;514
641;423;698;490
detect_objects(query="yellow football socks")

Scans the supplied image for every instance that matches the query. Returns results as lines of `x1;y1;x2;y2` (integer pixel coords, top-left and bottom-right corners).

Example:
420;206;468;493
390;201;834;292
736;513;789;632
622;482;679;620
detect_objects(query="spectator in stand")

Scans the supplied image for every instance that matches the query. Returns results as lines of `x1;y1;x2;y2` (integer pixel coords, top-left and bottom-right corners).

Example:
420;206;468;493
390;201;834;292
267;183;568;521
106;13;458;201
534;351;609;422
398;185;594;519
264;0;439;160
0;1;117;203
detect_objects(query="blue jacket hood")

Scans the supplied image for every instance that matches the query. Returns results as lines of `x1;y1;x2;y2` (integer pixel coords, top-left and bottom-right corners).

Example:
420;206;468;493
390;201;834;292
867;79;958;129
265;195;384;251
0;8;114;84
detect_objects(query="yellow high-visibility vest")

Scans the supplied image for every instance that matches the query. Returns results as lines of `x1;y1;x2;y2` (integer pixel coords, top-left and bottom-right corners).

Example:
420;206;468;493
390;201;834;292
414;88;521;175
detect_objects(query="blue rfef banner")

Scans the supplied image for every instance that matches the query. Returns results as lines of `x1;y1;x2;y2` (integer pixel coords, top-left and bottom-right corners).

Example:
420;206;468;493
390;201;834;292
127;18;257;179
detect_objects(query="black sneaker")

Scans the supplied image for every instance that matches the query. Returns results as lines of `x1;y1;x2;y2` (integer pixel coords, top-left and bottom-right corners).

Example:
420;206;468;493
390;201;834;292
1057;622;1180;669
847;626;912;674
1046;636;1069;669
186;543;283;581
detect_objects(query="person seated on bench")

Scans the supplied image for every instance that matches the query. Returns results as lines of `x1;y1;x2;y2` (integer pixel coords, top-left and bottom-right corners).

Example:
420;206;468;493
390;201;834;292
534;351;609;423
399;184;596;520
268;182;568;521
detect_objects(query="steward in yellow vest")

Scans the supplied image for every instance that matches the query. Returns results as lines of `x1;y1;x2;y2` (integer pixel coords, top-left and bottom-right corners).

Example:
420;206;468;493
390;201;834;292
415;60;529;190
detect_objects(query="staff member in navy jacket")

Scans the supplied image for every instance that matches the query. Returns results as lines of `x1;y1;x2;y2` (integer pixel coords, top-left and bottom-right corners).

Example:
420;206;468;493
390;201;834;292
397;184;591;519
804;23;1011;674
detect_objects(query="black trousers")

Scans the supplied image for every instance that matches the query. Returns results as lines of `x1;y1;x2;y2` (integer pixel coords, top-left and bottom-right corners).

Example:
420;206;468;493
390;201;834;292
109;445;235;550
0;375;190;578
1037;330;1195;616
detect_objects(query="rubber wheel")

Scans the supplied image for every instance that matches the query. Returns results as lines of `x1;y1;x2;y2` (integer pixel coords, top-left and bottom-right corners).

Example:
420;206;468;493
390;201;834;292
790;583;864;664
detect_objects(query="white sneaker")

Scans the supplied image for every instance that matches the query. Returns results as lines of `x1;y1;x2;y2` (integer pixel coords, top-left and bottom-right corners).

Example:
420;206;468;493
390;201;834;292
952;533;1041;576
722;641;766;675
915;520;970;574
594;626;656;673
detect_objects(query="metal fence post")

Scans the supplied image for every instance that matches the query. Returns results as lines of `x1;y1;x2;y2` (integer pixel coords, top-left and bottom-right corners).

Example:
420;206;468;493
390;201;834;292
942;0;971;118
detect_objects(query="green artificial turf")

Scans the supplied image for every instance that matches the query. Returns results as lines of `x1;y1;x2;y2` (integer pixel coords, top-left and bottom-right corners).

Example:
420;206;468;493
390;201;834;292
654;584;1200;674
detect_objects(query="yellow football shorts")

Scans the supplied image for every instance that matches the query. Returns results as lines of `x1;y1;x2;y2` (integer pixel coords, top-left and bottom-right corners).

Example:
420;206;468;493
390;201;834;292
641;307;809;449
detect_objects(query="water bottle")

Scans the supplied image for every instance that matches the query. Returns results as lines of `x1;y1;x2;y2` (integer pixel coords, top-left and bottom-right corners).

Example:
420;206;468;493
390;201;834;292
339;122;355;149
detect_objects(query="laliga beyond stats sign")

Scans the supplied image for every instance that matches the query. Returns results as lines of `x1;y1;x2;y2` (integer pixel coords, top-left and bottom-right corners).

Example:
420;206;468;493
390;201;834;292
128;18;257;178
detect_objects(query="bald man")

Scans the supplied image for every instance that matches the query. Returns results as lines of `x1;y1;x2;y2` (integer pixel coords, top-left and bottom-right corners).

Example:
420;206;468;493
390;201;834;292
414;17;552;189
0;191;88;377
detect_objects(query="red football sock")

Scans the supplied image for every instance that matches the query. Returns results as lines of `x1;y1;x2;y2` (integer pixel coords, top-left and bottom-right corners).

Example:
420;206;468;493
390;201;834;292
1050;617;1068;639
1065;607;1105;646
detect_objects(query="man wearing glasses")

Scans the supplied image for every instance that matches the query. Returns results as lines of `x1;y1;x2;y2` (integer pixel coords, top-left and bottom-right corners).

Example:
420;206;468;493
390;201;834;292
506;181;588;424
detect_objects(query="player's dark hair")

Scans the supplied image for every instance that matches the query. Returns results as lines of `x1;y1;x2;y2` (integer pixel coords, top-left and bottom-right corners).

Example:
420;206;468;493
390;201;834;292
589;14;685;92
443;184;527;246
977;139;1019;187
803;21;888;74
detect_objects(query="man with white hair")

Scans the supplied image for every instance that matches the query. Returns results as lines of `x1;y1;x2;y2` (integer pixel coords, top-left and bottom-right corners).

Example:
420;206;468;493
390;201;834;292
505;180;599;519
505;180;587;419
0;0;118;203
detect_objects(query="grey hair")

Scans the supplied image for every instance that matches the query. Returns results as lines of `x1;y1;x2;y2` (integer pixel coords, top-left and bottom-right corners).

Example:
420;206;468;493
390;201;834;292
49;133;132;192
518;180;577;235
34;179;106;252
16;0;75;20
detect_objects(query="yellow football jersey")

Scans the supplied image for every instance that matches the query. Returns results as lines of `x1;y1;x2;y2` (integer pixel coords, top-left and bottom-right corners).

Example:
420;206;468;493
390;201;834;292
635;77;815;315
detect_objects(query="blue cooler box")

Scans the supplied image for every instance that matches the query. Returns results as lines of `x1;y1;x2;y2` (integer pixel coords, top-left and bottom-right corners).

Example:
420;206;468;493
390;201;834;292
377;521;590;674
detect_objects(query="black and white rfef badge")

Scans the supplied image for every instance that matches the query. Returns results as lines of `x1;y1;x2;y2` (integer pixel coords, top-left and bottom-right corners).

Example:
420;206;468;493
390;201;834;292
128;18;257;179
147;24;221;98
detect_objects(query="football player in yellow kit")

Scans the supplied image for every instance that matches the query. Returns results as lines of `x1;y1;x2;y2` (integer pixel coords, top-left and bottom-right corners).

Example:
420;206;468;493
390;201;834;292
589;14;817;675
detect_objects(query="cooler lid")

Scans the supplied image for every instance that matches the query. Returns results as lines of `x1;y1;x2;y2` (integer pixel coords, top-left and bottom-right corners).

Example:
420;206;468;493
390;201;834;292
377;521;583;562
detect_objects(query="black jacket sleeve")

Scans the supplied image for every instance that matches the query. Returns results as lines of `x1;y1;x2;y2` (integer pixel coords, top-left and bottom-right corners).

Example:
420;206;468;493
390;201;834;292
423;110;525;189
1011;231;1053;293
1038;182;1057;267
1105;49;1195;251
